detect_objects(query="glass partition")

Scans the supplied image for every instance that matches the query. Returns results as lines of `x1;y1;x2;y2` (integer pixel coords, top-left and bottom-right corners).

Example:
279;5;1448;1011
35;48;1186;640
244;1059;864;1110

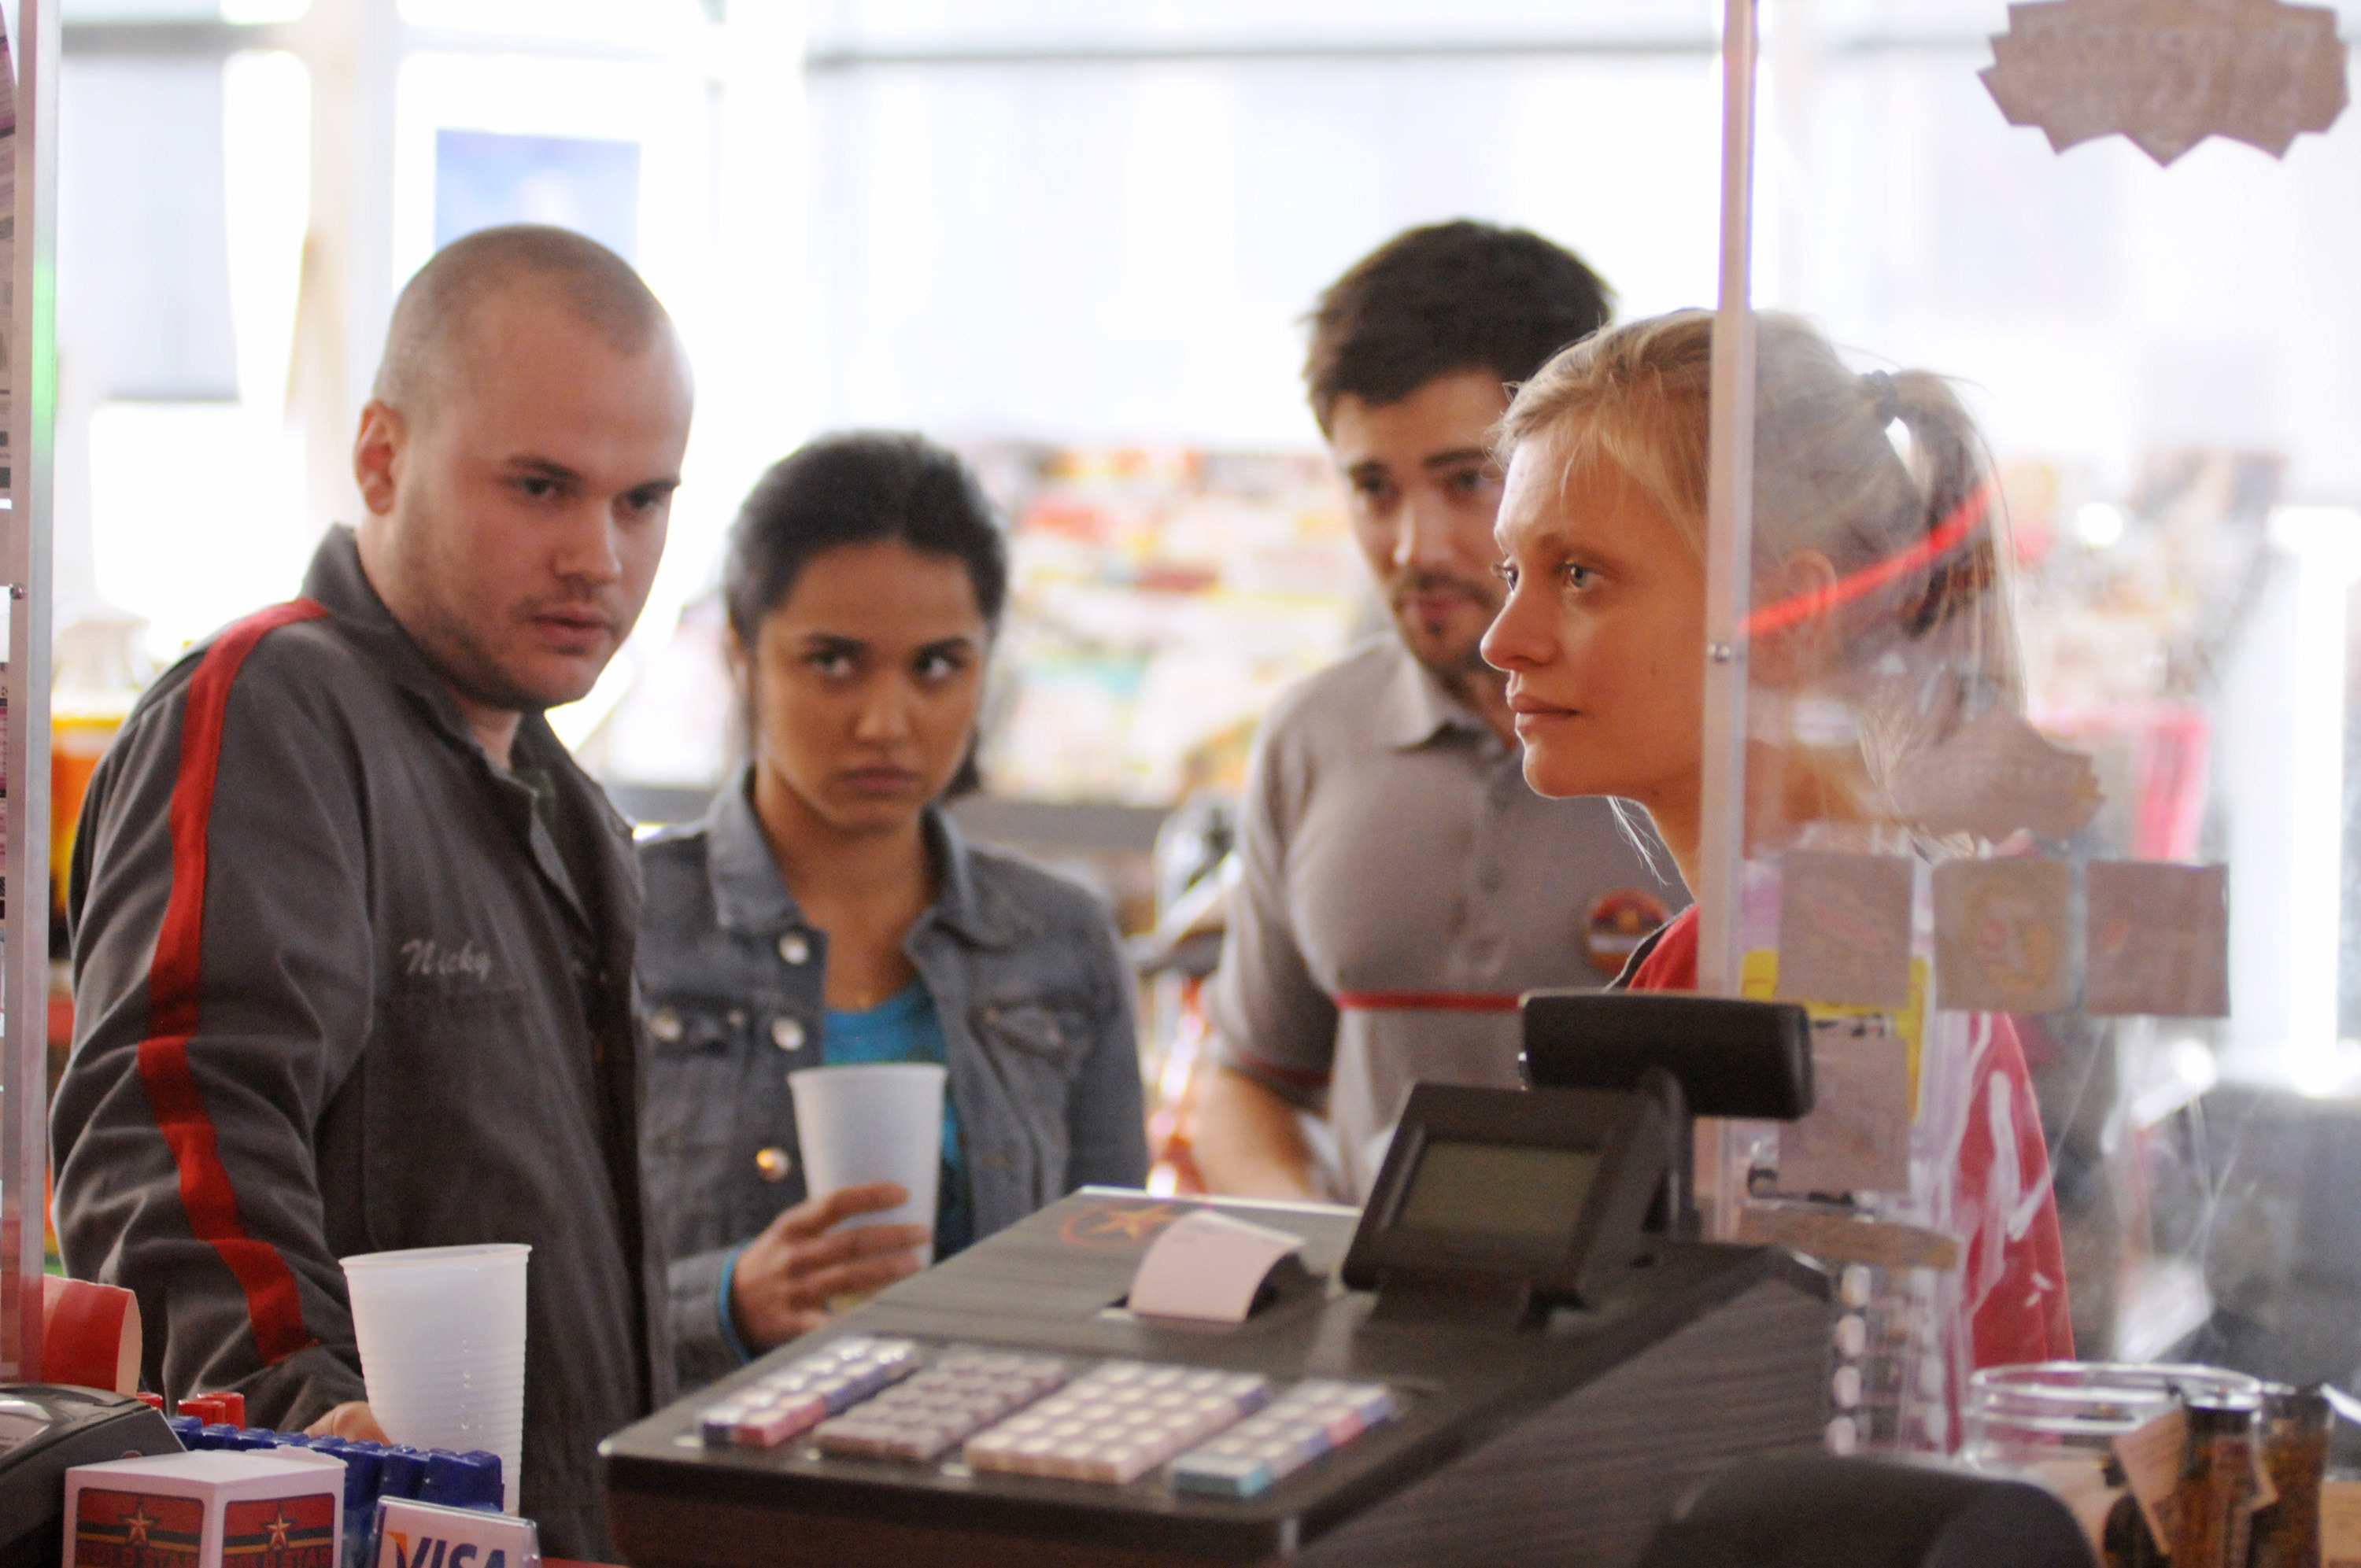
1695;0;2361;1464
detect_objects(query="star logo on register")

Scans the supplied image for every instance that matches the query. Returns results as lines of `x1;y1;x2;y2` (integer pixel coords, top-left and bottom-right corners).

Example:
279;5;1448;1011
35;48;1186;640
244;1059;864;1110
124;1506;155;1545
1059;1201;1184;1249
264;1509;295;1548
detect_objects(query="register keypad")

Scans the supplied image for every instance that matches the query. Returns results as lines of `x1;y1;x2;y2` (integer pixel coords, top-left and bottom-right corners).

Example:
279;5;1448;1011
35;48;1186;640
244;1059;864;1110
697;1337;920;1448
815;1350;1068;1462
965;1361;1273;1485
1170;1379;1399;1498
694;1342;1396;1496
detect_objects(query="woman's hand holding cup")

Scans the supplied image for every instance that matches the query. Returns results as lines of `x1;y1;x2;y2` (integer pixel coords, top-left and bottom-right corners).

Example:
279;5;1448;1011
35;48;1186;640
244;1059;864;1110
727;1182;931;1351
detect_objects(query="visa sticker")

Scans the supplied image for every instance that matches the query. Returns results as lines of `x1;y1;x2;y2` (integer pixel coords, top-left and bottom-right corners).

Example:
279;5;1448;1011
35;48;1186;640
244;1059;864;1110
371;1498;540;1568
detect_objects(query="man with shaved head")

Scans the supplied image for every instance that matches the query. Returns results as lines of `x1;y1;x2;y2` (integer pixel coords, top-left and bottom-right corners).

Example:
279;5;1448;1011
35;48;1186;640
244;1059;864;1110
54;225;692;1555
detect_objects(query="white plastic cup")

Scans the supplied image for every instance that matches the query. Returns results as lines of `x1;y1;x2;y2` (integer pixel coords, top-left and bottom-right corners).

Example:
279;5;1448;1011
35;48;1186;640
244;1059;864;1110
341;1242;530;1513
789;1062;946;1267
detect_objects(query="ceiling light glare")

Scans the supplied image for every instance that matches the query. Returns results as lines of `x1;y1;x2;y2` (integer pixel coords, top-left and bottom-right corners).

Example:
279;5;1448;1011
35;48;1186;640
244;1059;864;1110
2073;502;2126;549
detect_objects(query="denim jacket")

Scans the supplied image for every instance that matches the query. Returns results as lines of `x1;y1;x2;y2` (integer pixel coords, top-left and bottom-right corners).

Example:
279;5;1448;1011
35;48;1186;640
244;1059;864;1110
636;773;1149;1389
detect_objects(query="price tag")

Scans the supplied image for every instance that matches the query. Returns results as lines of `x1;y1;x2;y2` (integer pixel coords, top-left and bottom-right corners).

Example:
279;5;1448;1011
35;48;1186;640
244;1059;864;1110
2112;1407;2185;1546
2323;1479;2361;1568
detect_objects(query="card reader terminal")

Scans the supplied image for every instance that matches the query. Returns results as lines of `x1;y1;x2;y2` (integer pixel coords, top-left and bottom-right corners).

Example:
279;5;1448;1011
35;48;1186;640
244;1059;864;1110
1342;1083;1669;1319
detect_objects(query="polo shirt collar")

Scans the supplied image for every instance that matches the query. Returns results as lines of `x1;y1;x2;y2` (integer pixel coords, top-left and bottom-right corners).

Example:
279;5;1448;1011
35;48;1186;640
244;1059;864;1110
702;768;1027;951
1377;636;1498;752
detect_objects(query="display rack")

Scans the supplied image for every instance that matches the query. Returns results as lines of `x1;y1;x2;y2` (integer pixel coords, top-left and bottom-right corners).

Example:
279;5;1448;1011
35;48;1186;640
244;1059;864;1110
3;0;58;1382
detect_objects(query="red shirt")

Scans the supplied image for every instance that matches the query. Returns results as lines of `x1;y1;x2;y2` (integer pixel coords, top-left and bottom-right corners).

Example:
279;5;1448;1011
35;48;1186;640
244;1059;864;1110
1629;908;2073;1370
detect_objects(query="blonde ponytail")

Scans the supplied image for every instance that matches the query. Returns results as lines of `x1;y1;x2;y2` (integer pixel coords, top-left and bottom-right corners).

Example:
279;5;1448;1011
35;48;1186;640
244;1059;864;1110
1500;310;2022;781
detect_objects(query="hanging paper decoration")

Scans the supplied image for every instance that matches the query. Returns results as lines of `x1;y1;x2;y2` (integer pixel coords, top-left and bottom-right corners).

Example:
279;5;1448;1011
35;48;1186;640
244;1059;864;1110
1980;0;2349;165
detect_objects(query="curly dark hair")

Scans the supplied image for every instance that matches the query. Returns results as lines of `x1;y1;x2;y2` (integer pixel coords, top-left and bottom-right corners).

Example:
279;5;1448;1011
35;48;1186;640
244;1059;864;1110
1302;220;1613;435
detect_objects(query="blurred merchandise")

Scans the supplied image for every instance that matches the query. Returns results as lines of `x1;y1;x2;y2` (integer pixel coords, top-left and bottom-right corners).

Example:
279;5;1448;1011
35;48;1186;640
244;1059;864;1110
1132;796;1240;1197
2017;451;2282;716
972;445;1369;807
574;593;736;794
1960;1360;2262;1562
50;609;150;953
2012;450;2282;863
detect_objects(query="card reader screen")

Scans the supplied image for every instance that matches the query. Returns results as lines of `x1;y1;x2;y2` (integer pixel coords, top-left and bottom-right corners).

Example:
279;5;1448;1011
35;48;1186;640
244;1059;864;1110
1395;1142;1603;1241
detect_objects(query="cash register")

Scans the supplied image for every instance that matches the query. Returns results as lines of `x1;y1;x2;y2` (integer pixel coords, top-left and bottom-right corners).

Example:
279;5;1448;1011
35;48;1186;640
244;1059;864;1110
602;998;1829;1568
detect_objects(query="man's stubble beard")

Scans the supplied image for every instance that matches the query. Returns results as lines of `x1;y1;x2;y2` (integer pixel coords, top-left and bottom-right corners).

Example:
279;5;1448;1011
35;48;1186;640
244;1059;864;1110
405;588;578;718
1391;574;1506;692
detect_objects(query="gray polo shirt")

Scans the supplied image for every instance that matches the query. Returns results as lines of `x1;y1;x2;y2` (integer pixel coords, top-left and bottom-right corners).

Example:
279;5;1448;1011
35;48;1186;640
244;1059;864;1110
1206;636;1688;1200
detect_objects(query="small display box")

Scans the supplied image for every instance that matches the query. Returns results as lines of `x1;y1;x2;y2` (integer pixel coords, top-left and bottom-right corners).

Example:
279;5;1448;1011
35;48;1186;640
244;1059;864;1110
65;1449;343;1568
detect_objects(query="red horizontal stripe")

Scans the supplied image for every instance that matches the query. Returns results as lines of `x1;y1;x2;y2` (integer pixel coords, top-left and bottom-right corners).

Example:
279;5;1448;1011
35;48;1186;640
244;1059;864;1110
1332;991;1522;1014
138;599;327;1367
1738;479;1995;639
1225;1046;1332;1091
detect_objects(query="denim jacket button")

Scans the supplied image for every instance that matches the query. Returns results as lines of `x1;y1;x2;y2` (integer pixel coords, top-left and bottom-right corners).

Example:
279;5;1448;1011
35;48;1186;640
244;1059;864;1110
778;933;811;965
648;1006;684;1044
770;1016;806;1052
755;1146;793;1182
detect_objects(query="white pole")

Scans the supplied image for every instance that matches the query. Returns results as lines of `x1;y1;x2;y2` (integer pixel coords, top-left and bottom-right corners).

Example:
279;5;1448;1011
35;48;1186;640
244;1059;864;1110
2;0;55;1384
1698;0;1759;1001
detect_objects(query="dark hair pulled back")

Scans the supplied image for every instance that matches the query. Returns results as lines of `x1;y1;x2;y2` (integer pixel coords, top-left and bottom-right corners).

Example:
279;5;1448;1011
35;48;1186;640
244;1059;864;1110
723;431;1007;644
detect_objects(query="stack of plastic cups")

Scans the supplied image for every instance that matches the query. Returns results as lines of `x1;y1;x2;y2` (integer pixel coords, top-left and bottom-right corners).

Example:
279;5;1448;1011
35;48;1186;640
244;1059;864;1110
340;1243;530;1514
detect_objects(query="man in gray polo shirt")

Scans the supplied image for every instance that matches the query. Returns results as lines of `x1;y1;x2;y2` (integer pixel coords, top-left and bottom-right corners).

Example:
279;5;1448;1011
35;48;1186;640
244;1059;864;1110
1195;222;1687;1202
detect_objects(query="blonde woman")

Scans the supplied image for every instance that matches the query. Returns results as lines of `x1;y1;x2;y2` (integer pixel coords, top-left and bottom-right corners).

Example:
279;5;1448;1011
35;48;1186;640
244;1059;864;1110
1481;311;2070;1370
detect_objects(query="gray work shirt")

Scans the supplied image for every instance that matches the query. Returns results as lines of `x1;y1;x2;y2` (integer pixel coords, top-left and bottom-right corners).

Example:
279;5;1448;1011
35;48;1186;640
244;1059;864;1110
1206;637;1688;1200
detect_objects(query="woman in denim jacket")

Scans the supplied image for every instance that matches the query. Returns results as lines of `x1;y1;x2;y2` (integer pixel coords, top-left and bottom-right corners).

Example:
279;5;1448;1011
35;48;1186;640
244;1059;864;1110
638;433;1148;1390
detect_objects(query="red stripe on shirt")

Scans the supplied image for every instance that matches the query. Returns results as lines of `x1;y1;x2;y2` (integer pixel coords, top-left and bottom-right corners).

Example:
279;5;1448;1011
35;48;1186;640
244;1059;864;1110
1332;991;1522;1013
1225;1048;1333;1091
135;598;328;1366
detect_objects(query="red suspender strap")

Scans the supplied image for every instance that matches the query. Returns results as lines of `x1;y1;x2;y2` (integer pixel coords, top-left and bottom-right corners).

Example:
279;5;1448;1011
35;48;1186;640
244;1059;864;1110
135;598;328;1366
1330;991;1522;1013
